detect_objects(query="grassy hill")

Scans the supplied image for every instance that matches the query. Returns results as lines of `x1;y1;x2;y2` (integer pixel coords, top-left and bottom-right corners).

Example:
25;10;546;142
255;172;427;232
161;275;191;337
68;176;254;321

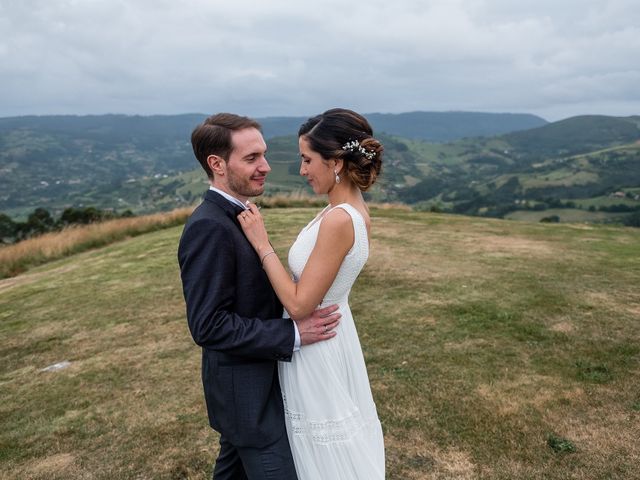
0;115;199;218
0;112;545;218
502;115;640;158
1;209;639;479
166;116;640;223
372;116;640;221
1;114;638;225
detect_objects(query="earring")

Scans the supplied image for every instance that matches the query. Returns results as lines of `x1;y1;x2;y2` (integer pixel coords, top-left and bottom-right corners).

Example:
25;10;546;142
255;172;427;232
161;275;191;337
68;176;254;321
334;170;341;184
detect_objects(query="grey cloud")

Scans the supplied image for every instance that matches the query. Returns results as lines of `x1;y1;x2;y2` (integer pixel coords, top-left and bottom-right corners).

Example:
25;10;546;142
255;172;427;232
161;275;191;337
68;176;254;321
1;0;639;120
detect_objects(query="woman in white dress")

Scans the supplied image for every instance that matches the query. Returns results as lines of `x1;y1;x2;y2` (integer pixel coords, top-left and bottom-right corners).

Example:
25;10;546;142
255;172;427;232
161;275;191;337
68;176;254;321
238;108;385;480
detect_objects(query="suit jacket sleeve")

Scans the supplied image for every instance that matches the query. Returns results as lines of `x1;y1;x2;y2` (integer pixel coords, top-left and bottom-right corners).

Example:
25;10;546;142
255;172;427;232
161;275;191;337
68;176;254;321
178;217;294;361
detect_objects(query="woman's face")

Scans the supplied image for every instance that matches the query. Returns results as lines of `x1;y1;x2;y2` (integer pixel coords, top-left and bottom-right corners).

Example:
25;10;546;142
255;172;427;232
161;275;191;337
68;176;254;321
298;136;336;195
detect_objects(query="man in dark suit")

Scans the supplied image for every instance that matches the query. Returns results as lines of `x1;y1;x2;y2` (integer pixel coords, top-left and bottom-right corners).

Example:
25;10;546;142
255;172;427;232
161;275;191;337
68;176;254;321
178;113;340;480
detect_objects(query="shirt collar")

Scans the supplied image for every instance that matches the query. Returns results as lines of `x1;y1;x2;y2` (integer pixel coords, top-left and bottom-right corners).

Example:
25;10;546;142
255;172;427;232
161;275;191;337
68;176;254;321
209;186;249;210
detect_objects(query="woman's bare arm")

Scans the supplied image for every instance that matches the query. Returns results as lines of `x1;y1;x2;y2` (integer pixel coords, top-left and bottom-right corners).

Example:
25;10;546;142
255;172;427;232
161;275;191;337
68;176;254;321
239;204;353;320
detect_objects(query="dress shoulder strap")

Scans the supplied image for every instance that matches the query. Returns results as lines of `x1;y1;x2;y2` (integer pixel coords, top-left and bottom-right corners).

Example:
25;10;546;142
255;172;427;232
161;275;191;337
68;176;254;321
328;203;369;255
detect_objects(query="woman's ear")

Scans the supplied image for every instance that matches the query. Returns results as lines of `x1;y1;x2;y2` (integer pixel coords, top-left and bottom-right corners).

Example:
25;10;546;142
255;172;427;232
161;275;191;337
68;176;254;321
333;158;344;175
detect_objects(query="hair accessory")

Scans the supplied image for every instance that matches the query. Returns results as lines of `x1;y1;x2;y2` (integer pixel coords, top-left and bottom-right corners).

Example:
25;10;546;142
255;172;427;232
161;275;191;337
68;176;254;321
342;140;376;160
334;169;341;184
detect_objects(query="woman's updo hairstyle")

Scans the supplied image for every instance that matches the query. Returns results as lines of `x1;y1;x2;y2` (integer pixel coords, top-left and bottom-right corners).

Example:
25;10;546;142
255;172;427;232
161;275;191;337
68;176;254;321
298;108;383;191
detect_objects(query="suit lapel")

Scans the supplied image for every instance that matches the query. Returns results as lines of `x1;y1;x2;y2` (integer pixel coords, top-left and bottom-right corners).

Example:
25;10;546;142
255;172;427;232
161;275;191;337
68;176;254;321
204;190;246;227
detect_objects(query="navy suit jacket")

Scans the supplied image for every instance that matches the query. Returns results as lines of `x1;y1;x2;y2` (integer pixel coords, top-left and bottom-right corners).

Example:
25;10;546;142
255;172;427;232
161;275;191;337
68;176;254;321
178;190;295;448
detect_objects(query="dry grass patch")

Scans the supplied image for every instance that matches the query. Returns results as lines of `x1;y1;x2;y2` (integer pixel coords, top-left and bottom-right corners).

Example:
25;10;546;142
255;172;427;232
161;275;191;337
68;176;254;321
549;320;575;333
627;305;640;317
18;453;78;479
386;432;476;480
0;207;193;279
369;218;493;285
461;234;558;258
542;406;640;478
476;375;583;416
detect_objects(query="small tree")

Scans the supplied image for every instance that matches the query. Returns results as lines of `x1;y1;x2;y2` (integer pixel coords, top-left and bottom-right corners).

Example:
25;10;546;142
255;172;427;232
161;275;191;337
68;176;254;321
0;214;17;243
624;211;640;228
59;207;105;225
25;208;55;236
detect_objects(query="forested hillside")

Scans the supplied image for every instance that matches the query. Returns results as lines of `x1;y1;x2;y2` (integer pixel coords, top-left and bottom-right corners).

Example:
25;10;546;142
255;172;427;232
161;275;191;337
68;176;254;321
1;113;639;226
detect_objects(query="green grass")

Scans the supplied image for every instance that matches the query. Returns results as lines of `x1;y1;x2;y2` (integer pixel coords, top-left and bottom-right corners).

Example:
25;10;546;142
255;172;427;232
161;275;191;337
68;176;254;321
518;169;600;189
1;209;639;479
547;433;577;454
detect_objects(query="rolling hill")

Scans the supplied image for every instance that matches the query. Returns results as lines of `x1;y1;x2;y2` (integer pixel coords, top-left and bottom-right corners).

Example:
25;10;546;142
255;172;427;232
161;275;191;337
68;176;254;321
397;115;640;217
154;115;640;223
1;113;639;225
0;111;544;217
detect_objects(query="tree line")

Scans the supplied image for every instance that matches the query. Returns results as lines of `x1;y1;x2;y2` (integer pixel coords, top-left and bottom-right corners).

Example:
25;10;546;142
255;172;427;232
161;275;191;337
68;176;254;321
0;207;134;244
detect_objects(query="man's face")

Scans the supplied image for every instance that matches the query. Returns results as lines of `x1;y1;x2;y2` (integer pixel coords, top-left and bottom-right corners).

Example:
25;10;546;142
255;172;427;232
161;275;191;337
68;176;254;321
219;128;271;201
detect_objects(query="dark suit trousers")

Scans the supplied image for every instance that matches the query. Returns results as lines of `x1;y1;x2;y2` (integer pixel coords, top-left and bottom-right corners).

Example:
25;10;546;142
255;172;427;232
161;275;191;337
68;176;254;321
213;433;298;480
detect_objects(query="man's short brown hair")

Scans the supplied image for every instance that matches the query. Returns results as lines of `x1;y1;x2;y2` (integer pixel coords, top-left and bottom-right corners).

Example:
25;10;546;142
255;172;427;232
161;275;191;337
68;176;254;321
191;113;262;178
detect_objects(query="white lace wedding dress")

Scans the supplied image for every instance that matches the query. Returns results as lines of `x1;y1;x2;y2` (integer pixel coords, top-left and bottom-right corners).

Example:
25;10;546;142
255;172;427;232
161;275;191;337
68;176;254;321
279;203;385;479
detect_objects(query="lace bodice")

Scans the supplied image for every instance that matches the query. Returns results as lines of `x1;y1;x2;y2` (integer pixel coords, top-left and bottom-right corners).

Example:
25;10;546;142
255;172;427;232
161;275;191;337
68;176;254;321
287;203;369;306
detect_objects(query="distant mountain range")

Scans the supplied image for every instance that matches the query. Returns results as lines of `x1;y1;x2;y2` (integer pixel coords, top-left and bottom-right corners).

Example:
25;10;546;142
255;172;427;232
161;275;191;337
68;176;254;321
257;111;547;141
1;112;639;224
0;110;546;143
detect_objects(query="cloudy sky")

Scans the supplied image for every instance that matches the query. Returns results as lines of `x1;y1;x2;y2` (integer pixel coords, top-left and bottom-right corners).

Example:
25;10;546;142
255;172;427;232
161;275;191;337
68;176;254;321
2;0;639;121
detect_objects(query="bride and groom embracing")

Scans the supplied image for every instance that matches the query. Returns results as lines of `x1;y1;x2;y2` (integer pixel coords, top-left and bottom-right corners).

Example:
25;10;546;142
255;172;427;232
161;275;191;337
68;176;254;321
178;108;385;479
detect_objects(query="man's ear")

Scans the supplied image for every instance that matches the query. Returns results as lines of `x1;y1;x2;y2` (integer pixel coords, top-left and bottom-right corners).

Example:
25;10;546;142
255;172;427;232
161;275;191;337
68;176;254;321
207;155;225;176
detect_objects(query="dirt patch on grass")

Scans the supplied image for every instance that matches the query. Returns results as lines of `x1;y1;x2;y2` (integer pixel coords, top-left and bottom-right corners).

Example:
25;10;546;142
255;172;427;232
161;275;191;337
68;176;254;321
549;321;574;333
461;235;557;258
370;242;444;279
386;432;476;479
626;305;640;317
369;239;488;285
583;291;639;319
476;375;584;416
22;453;78;477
